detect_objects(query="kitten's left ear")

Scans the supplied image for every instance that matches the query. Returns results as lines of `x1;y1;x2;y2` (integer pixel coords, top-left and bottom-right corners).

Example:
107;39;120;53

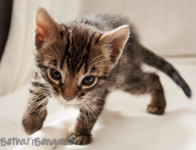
99;25;130;63
34;8;60;49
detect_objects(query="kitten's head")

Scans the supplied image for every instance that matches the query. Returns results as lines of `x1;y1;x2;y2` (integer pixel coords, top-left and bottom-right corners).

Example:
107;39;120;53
34;8;129;105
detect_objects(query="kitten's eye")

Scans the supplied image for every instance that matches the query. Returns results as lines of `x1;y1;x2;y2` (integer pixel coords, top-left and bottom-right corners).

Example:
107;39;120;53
82;75;95;86
50;69;61;80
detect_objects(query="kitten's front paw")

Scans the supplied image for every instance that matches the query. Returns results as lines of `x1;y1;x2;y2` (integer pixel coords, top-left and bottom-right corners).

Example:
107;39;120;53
147;104;165;115
22;113;46;135
68;128;92;145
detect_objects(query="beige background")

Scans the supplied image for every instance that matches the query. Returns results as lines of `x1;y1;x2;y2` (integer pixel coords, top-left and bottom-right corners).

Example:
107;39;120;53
0;0;196;96
78;0;196;56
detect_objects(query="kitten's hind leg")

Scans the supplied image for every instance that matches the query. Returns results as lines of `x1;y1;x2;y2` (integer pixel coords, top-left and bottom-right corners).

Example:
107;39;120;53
122;72;166;115
22;82;50;135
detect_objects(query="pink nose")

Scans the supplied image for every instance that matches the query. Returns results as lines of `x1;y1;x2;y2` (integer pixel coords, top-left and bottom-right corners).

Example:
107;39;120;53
63;96;74;101
63;85;76;101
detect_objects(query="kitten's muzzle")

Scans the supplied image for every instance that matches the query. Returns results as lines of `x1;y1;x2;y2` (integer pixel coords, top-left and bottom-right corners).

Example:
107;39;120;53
62;84;77;101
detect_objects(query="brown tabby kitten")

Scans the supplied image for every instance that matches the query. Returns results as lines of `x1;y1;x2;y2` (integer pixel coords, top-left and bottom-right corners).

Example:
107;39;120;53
22;8;191;145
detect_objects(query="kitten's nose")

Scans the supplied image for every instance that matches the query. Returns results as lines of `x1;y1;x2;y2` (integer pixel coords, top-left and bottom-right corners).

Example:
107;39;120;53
63;96;74;101
63;87;76;101
63;80;77;101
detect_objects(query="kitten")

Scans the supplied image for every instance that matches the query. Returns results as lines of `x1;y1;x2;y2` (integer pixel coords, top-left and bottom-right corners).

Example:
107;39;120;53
22;8;191;145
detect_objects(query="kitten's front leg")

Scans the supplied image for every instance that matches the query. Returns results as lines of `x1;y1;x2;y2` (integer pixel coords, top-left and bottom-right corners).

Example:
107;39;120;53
68;98;105;145
22;82;50;135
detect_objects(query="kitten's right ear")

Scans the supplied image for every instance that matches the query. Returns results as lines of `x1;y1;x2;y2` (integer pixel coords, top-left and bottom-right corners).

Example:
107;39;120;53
34;8;59;49
98;25;130;64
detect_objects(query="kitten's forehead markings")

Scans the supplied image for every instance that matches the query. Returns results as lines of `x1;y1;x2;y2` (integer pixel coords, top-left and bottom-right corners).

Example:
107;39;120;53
66;28;74;72
59;25;101;81
49;59;58;66
62;58;69;83
60;25;71;69
90;67;97;73
65;26;95;73
48;45;61;62
77;64;86;86
83;32;101;74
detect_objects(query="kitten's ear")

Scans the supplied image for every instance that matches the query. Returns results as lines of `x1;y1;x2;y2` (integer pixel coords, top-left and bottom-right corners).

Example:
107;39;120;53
34;8;59;49
99;25;130;63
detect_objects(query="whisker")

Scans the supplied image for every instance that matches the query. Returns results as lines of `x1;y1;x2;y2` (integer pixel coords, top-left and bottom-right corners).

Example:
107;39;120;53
30;92;51;99
55;43;62;60
51;89;60;97
95;65;112;67
104;81;122;84
89;58;111;67
29;95;51;112
29;92;51;103
85;102;97;118
82;102;90;130
88;54;104;65
44;55;56;60
48;46;61;61
88;102;99;117
30;99;48;113
36;100;48;125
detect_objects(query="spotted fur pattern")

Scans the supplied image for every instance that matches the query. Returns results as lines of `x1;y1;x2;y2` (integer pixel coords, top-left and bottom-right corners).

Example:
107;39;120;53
22;8;191;145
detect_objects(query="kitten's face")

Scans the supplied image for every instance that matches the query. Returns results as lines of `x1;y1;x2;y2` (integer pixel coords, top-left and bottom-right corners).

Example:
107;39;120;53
34;8;129;105
37;29;112;105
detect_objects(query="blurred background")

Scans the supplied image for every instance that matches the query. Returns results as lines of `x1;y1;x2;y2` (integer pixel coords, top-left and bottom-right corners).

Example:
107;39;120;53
0;0;195;96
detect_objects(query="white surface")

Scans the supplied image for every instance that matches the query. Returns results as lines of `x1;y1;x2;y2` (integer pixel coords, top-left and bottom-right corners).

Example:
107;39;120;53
0;58;195;150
